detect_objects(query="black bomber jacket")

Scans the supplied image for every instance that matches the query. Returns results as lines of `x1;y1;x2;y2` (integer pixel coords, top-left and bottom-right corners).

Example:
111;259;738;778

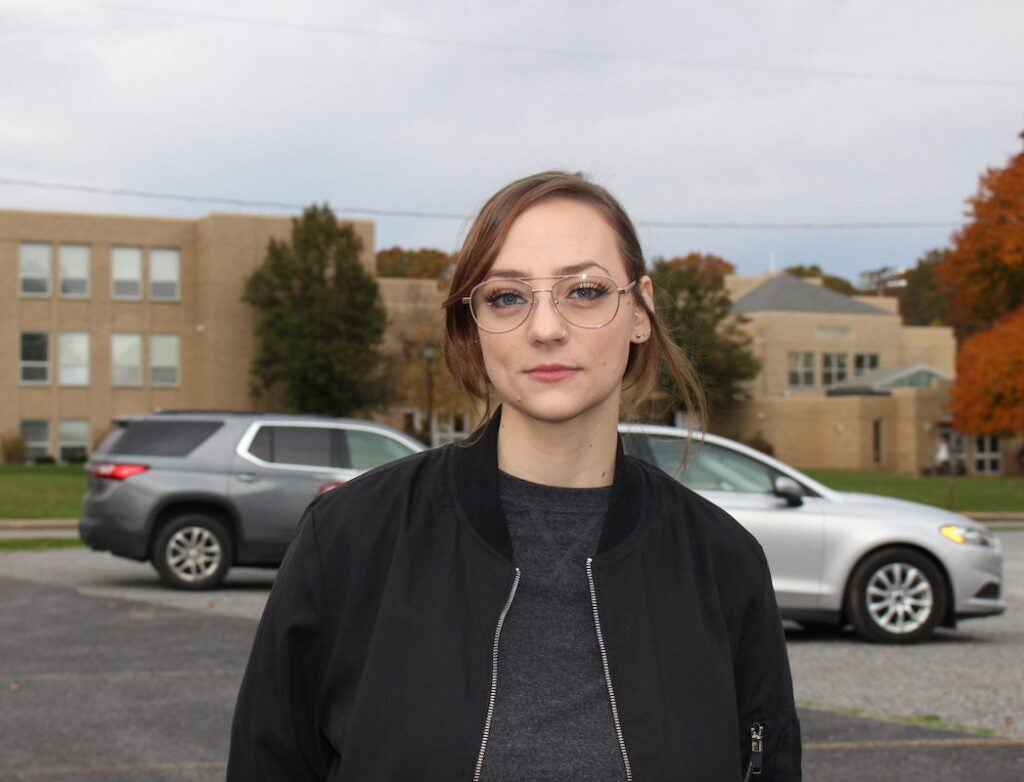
228;412;802;780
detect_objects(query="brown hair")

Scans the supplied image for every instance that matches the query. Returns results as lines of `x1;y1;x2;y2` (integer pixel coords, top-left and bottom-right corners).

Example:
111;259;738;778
442;170;706;429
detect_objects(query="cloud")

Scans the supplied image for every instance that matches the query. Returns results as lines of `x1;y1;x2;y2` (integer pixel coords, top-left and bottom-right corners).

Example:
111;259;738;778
2;0;1023;280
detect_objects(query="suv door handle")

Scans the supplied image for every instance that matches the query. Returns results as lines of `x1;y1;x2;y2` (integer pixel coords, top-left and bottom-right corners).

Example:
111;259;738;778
235;473;258;483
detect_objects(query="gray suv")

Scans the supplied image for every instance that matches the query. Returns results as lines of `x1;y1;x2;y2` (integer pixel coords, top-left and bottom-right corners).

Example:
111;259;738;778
80;412;425;589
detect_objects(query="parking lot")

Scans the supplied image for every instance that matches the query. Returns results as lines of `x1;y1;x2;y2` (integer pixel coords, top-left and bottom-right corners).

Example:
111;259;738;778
1;532;1022;780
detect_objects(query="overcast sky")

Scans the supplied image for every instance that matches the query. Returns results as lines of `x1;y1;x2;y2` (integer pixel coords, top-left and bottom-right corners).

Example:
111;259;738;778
4;0;1023;283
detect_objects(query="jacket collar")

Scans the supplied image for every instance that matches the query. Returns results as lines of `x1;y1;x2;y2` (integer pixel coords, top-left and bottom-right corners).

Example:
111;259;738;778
449;406;643;561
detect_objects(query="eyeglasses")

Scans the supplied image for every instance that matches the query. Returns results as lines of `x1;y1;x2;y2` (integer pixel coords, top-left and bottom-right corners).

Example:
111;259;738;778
462;274;637;333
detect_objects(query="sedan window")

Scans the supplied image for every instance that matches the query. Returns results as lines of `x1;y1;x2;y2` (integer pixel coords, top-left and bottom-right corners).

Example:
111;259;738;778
689;443;774;494
638;436;775;494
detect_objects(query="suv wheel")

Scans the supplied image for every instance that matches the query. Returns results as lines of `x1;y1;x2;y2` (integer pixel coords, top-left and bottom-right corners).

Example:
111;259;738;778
846;547;946;644
152;513;233;590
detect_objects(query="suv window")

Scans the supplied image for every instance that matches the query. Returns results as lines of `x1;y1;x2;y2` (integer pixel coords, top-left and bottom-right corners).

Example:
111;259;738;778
348;429;418;470
248;425;346;468
105;421;223;457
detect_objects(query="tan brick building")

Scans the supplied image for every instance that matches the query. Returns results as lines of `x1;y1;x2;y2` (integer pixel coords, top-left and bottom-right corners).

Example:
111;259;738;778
717;273;1017;476
3;208;1017;474
1;208;469;462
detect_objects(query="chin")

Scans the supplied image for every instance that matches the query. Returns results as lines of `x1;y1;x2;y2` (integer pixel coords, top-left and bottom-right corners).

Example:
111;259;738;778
503;392;621;427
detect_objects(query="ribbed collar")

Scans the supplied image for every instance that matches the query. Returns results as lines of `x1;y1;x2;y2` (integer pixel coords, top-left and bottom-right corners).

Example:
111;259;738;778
448;406;643;561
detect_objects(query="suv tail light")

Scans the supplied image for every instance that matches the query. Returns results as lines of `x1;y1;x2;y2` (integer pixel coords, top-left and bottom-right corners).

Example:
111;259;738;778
89;462;150;481
317;481;344;497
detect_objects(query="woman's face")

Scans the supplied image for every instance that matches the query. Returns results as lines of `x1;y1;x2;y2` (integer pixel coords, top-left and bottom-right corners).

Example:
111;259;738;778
477;198;652;428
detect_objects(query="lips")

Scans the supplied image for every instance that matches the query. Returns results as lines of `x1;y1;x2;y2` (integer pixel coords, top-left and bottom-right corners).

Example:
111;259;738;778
525;364;581;383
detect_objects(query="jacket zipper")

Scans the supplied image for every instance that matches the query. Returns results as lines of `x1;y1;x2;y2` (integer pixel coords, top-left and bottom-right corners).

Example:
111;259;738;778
472;567;521;782
586;558;634;782
743;721;764;781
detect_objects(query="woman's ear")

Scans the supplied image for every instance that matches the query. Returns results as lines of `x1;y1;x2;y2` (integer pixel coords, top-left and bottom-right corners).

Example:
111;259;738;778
632;275;654;342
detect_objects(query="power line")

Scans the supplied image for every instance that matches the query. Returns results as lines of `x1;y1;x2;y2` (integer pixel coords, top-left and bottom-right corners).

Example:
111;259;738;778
84;2;1024;89
0;177;469;220
0;175;967;230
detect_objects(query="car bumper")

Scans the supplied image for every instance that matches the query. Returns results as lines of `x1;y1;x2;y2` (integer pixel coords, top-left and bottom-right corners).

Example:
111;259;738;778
949;543;1006;620
79;514;148;561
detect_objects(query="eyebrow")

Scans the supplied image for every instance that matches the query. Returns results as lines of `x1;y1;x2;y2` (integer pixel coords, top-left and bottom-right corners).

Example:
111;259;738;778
487;261;610;278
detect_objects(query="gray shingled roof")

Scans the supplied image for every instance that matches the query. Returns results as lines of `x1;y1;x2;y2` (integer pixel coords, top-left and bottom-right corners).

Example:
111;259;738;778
731;274;888;316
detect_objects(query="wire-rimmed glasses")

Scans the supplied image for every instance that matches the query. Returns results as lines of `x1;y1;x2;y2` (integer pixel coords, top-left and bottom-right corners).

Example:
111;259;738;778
462;274;637;333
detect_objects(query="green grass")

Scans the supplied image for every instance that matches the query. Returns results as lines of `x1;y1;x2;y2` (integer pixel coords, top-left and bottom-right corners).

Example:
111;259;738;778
804;469;1024;514
0;463;1020;519
0;464;88;519
0;537;85;552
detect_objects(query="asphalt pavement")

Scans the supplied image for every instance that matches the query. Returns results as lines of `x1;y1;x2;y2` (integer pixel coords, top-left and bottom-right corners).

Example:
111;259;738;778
0;534;1022;780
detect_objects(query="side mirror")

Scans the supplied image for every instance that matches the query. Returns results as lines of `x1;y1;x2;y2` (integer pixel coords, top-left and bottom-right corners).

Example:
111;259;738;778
773;476;804;507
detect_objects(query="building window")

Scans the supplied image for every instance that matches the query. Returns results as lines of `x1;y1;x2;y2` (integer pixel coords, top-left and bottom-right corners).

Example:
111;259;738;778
975;436;1001;475
787;352;815;387
19;243;51;296
59;245;90;298
150;335;180;387
855;353;879;376
59;332;90;386
112;334;143;387
112;247;143;300
20;332;50;384
20;420;50;462
150;248;180;301
873;419;885;466
59;420;90;463
822;353;848;386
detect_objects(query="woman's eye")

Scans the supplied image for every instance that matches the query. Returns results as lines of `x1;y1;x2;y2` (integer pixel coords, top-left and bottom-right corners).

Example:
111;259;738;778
567;283;611;301
486;289;528;308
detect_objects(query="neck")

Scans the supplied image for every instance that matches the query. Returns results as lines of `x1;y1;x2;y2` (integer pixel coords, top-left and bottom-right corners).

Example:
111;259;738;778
496;405;620;488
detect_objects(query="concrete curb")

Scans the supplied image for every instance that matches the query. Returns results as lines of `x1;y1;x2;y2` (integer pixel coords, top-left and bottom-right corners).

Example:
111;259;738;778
0;519;79;530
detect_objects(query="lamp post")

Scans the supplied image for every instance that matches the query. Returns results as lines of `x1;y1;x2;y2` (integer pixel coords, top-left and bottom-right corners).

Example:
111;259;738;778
423;343;437;447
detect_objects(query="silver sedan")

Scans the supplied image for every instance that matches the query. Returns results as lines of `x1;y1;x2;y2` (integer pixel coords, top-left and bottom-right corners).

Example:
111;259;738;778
619;424;1006;643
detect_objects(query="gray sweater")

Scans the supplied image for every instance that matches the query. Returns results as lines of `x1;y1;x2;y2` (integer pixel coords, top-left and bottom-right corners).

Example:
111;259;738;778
483;472;625;781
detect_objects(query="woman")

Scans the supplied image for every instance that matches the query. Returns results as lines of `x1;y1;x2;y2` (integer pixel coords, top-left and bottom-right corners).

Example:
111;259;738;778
228;171;801;780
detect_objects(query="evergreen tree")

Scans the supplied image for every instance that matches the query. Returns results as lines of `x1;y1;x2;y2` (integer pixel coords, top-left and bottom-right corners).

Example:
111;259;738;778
898;248;952;326
243;204;389;416
649;254;761;420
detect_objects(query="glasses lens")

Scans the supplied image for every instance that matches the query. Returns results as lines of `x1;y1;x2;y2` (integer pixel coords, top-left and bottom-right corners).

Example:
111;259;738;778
552;275;620;328
470;279;534;332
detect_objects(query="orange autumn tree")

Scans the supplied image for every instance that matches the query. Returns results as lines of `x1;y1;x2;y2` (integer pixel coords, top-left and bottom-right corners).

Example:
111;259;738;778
937;134;1024;340
376;247;453;281
951;308;1024;435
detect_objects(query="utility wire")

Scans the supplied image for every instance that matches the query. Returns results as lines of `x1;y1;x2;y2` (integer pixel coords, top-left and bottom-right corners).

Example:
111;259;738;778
81;2;1024;89
0;176;967;229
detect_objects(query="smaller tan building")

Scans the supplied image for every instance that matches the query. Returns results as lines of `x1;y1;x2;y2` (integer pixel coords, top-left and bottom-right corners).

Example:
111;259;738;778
718;273;1015;476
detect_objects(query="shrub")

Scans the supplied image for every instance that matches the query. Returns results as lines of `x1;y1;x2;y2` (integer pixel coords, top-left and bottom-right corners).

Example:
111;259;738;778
33;454;56;465
1;435;28;465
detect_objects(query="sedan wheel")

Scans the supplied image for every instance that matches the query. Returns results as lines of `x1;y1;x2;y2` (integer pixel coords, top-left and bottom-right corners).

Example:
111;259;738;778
152;514;233;590
846;547;946;643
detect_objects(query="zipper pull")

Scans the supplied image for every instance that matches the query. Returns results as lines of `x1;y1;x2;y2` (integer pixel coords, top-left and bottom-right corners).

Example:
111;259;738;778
749;722;764;776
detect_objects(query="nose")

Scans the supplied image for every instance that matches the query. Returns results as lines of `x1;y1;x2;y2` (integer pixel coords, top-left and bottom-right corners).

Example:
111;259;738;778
524;289;567;343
